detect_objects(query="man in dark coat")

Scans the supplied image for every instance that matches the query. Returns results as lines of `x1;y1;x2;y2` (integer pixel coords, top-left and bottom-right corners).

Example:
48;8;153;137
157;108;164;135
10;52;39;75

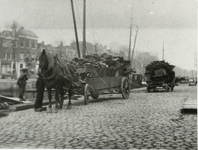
17;69;28;101
34;73;46;112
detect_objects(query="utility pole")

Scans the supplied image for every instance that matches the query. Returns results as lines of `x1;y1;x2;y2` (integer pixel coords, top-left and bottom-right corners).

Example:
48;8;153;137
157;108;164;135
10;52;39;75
131;26;138;68
12;21;17;79
70;0;81;58
83;0;86;57
162;42;164;60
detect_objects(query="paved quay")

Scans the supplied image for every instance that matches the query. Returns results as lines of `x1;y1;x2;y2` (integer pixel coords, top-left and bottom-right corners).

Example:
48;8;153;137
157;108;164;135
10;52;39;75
0;85;197;149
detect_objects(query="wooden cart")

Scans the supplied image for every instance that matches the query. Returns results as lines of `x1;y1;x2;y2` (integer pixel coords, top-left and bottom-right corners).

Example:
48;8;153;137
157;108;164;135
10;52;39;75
73;66;130;104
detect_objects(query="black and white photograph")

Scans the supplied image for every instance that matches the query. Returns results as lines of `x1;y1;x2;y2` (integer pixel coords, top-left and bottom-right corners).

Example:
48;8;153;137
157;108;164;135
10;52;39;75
0;0;197;149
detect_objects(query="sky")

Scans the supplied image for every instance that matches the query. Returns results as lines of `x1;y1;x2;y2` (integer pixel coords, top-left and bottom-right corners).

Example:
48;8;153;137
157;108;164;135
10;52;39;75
0;0;197;70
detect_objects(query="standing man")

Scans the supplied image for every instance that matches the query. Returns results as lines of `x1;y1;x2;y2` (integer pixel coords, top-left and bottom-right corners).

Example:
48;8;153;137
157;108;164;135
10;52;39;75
34;72;46;112
34;60;46;112
17;68;28;101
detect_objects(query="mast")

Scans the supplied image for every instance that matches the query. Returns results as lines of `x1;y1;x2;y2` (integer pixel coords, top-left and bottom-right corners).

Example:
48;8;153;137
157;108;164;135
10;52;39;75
162;42;164;60
131;26;138;68
83;0;86;56
128;18;132;61
128;4;133;61
70;0;81;58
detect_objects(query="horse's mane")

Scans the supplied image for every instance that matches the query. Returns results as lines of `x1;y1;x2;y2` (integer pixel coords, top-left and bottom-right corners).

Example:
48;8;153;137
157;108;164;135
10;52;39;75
40;49;76;80
39;50;55;71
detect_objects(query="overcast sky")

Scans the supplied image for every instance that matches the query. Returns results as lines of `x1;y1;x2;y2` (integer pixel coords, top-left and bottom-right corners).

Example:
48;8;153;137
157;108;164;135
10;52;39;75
0;0;197;70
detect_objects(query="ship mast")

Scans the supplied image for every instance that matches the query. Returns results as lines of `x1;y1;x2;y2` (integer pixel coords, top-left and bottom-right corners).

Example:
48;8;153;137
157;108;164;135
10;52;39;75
128;4;133;62
83;0;86;56
131;26;138;68
70;0;81;58
162;42;164;60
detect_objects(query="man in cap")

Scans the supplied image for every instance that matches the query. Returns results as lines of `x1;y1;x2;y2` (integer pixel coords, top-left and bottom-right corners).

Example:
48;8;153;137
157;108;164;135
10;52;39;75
17;68;28;101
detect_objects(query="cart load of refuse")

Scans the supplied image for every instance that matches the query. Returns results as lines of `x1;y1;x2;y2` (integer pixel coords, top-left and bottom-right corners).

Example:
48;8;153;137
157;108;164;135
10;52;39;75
70;53;135;77
145;60;175;83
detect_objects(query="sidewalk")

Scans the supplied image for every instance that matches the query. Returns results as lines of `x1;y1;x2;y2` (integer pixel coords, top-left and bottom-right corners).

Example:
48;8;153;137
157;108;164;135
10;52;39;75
181;96;197;114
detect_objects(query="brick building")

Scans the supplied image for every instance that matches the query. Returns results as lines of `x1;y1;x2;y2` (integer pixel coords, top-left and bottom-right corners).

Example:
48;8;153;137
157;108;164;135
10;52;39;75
0;22;38;77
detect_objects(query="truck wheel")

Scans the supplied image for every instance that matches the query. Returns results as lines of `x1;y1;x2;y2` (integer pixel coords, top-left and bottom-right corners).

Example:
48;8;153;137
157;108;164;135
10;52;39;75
91;92;99;99
147;86;150;92
171;83;174;91
165;84;170;92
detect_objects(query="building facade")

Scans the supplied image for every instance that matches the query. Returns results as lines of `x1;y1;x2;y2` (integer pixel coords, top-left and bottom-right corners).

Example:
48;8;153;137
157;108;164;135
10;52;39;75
0;22;38;77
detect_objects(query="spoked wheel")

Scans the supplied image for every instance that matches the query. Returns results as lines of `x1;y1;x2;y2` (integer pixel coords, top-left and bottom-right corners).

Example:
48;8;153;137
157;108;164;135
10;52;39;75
84;84;91;105
121;77;130;99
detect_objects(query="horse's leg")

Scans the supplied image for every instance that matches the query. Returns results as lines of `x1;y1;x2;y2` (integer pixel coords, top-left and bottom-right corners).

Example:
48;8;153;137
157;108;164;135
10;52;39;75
47;88;52;113
59;86;64;109
67;85;73;109
53;89;59;113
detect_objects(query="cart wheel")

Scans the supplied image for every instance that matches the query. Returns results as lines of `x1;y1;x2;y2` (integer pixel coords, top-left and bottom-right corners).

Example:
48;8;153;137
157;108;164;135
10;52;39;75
121;77;130;99
84;84;90;105
165;84;170;92
91;92;99;99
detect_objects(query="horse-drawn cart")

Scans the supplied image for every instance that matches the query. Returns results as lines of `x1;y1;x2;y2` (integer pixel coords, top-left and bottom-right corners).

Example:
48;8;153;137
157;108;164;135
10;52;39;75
39;49;132;111
74;66;130;105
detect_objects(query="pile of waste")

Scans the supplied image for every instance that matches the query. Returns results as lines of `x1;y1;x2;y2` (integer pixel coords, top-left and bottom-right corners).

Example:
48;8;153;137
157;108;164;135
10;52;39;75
145;60;175;82
70;53;134;77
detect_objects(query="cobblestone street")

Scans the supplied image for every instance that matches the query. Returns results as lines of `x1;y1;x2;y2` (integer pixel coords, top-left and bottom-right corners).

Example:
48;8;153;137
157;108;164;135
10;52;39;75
0;85;197;149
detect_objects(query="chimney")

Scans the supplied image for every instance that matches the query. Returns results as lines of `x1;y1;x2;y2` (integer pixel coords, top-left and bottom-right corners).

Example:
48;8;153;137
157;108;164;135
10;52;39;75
11;21;17;38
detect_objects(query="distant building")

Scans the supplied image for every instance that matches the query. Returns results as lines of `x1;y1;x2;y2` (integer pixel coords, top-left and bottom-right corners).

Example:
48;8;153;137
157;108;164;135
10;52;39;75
0;22;38;77
38;41;75;62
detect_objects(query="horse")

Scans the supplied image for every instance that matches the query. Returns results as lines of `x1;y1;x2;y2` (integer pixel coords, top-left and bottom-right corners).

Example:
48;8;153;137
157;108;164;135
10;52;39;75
38;49;76;112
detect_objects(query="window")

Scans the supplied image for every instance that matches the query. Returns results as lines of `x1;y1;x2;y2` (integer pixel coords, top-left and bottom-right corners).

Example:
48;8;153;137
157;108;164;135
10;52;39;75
134;75;137;80
3;40;7;47
32;41;36;48
20;52;24;60
15;41;18;48
20;41;22;47
2;65;6;74
7;54;11;60
32;53;35;61
29;40;31;48
20;40;25;47
7;65;11;72
20;64;23;69
26;40;29;47
26;53;30;58
3;53;7;60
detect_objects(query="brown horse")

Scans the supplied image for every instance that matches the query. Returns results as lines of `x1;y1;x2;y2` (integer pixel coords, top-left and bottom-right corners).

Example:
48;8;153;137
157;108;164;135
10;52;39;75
38;49;75;112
